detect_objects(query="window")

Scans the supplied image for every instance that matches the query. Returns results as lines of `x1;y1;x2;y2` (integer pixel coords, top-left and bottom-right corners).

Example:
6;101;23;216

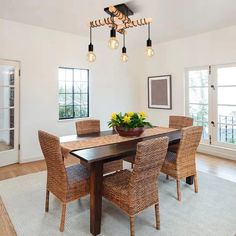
185;64;236;149
58;67;89;120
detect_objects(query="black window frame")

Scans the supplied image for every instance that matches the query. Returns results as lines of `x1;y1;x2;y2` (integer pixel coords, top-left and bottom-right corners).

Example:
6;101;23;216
58;67;89;120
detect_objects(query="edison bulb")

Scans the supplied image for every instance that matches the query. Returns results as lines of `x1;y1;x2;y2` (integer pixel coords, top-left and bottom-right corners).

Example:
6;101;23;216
87;51;96;62
121;53;128;62
108;37;119;49
145;47;154;57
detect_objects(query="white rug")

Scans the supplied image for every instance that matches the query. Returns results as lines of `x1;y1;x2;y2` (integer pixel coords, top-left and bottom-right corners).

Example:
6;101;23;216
0;171;236;236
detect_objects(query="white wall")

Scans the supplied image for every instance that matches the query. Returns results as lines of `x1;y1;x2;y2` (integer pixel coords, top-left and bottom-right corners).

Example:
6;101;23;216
138;25;236;159
0;19;139;162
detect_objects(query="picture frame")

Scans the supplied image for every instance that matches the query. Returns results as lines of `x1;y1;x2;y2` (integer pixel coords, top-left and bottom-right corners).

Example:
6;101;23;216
148;75;172;109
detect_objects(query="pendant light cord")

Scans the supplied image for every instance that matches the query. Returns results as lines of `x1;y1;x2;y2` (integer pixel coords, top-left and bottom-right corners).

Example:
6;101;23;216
148;23;150;39
123;33;125;47
90;26;92;44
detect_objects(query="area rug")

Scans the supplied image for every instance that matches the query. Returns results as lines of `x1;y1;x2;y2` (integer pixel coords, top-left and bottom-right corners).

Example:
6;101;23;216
0;171;236;236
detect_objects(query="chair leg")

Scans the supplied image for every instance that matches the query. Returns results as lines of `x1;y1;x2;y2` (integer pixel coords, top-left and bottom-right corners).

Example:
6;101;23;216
194;174;198;193
130;216;135;236
176;180;181;201
60;203;67;232
155;203;160;230
45;189;49;212
166;175;169;180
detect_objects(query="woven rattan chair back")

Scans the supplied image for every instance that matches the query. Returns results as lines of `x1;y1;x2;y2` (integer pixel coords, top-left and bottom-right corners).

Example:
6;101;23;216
129;137;169;214
177;126;203;163
38;130;67;194
169;116;193;129
75;119;100;135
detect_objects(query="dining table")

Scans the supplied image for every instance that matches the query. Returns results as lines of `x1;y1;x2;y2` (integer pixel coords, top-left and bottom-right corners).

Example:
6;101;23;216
60;127;193;236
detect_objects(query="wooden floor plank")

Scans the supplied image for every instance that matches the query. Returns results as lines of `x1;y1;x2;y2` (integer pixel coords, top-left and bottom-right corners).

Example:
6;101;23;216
0;196;17;236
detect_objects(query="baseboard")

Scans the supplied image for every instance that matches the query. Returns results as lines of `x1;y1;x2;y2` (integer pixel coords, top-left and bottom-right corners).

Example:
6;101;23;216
198;144;236;161
19;156;44;164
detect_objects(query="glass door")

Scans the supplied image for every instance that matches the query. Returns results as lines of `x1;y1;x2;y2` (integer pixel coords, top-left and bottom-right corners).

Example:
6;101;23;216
185;67;210;144
212;64;236;148
0;60;20;166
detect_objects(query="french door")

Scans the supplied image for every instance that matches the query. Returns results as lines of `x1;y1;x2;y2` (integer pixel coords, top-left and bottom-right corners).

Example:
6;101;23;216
0;59;20;167
185;63;236;149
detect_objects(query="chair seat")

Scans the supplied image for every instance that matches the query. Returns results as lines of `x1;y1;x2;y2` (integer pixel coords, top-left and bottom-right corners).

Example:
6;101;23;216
161;151;177;176
66;164;90;201
103;170;132;212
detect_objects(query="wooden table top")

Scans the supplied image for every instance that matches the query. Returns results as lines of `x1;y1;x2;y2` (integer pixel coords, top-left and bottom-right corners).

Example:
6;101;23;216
69;128;181;163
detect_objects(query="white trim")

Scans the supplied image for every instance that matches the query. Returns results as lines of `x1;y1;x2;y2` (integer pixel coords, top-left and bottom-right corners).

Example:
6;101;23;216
198;144;236;161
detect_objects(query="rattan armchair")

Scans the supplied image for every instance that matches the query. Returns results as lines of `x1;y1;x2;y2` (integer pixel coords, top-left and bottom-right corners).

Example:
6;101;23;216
161;126;202;201
38;130;90;232
103;137;169;236
168;115;193;153
75;119;123;174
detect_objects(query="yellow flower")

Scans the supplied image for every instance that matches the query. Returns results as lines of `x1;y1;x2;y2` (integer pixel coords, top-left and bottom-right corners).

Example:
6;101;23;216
127;111;134;117
111;112;117;120
139;112;146;118
123;115;131;124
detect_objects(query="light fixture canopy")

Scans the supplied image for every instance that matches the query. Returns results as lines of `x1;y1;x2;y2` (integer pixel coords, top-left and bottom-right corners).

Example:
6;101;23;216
87;3;154;62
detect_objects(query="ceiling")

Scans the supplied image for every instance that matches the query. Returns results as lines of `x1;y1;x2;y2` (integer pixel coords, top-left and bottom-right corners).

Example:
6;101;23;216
0;0;236;45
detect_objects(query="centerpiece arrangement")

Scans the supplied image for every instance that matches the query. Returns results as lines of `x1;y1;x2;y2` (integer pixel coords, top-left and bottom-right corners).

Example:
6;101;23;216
108;112;152;137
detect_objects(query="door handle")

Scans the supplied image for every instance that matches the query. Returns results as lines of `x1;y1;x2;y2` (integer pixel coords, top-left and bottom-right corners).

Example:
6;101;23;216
211;121;215;127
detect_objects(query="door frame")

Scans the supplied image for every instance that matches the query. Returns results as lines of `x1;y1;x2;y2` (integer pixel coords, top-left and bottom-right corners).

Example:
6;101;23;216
0;59;20;166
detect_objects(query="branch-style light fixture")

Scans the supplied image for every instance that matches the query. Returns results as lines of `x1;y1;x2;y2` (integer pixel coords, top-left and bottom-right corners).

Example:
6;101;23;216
87;3;154;62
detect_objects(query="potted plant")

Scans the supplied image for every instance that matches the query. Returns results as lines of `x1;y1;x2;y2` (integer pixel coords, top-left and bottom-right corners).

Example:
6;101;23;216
108;112;152;137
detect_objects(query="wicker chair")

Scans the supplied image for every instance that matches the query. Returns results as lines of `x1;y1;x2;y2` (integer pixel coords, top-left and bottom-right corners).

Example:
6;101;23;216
75;119;123;174
38;130;90;232
168;115;193;153
103;137;169;236
161;126;202;201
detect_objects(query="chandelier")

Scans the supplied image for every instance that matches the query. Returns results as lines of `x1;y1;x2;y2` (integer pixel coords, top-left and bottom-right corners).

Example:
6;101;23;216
87;3;154;63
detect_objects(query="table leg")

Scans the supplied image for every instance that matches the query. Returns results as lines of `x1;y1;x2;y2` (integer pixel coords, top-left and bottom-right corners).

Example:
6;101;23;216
90;162;103;236
186;176;194;185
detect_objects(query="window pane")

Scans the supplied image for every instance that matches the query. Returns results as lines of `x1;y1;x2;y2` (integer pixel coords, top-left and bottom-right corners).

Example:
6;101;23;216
59;94;65;106
218;87;236;105
65;106;73;118
189;87;208;104
59;81;65;93
65;69;73;82
189;104;208;122
218;67;236;86
0;65;15;86
81;94;88;105
188;70;208;87
0;108;14;129
74;82;81;93
81;70;88;82
74;106;80;117
217;105;236;144
0;130;14;151
81;106;88;117
59;68;66;81
66;94;73;105
74;94;81;105
59;106;66;119
65;82;73;93
0;87;14;107
80;82;88;93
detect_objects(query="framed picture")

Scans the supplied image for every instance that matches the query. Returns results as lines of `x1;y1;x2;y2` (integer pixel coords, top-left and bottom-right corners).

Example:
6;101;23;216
148;75;172;109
